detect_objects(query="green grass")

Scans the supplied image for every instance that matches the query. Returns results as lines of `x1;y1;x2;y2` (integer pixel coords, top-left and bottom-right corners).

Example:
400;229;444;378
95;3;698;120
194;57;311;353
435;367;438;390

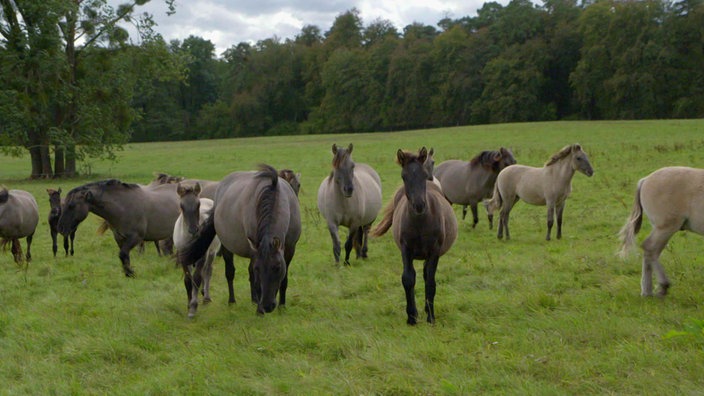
2;120;704;394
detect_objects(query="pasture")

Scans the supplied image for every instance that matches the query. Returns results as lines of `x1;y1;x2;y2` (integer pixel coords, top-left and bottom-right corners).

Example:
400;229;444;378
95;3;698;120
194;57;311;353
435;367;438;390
1;120;704;394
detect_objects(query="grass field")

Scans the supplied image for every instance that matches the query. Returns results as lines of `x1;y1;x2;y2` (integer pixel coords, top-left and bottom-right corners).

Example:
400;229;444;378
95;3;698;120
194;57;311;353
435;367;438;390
1;120;704;394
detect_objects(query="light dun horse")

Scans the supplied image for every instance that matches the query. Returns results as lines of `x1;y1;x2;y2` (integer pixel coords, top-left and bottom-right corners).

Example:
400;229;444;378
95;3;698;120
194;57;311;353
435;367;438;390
47;188;76;257
179;165;301;317
318;143;382;265
434;147;516;228
0;188;39;263
619;166;704;297
487;144;593;240
173;182;221;304
371;148;458;325
58;180;180;277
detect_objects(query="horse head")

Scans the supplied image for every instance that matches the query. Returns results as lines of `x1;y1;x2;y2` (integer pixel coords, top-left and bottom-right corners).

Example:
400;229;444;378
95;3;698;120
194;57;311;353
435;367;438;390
249;236;286;314
423;148;436;181
57;187;93;235
570;144;594;177
177;182;202;235
497;147;517;170
398;147;429;215
332;143;355;198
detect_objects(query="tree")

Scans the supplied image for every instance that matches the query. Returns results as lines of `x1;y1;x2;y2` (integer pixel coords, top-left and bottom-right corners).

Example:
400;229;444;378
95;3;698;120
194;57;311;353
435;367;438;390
0;0;180;178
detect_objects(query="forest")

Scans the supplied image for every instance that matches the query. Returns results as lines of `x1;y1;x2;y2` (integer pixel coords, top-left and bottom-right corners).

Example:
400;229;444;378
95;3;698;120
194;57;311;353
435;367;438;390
1;0;703;178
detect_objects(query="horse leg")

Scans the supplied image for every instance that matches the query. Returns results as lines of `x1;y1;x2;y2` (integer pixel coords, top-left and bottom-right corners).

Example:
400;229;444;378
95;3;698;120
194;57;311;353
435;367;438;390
10;239;22;263
50;227;58;257
484;200;494;230
546;202;555;241
641;229;673;297
25;233;33;262
62;233;68;256
556;202;565;240
470;203;479;229
182;265;196;315
343;228;356;265
360;223;371;259
462;205;468;220
248;258;258;303
327;223;341;263
153;241;162;257
117;235;141;277
279;246;296;308
69;230;75;256
353;225;364;259
221;247;236;304
401;247;418;325
202;249;215;303
423;256;439;324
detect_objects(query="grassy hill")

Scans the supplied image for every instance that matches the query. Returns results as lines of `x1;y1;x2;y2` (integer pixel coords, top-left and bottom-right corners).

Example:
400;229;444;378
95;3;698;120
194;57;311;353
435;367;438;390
2;120;704;394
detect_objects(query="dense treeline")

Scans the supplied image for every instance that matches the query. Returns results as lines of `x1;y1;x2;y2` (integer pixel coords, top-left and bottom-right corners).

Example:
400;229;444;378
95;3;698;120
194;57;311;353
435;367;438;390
1;0;703;177
131;0;704;141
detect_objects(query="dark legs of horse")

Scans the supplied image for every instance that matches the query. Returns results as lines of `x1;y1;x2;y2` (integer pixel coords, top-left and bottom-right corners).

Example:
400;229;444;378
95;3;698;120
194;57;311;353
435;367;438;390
360;223;371;258
67;230;75;256
401;248;418;325
470;203;479;229
484;201;494;229
248;258;258;303
327;224;341;263
461;205;468;220
343;229;355;265
556;203;565;240
423;256;439;324
222;248;236;304
25;233;33;262
546;203;555;241
51;228;58;257
497;197;518;240
117;235;141;277
641;229;672;297
279;246;296;308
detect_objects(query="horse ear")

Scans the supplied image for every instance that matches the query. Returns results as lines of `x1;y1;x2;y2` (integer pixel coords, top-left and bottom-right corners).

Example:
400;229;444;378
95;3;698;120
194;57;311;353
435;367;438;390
493;151;502;162
347;143;353;154
418;147;428;163
272;237;282;251
176;183;186;197
573;143;582;152
194;183;201;196
247;237;258;253
396;149;406;165
58;187;62;194
428;147;434;156
332;144;338;154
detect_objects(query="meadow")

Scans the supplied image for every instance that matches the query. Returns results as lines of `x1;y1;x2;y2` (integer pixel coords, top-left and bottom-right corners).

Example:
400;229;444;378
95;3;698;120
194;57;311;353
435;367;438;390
1;120;704;394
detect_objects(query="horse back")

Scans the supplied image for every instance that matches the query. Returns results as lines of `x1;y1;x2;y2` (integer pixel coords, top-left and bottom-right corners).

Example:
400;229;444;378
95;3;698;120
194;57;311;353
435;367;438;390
140;183;180;240
640;167;704;233
497;164;549;205
0;190;39;238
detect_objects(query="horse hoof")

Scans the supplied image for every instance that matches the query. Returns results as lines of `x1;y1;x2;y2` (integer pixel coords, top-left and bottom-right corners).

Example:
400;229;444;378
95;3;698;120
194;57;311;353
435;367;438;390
407;317;417;326
203;297;212;304
343;260;351;266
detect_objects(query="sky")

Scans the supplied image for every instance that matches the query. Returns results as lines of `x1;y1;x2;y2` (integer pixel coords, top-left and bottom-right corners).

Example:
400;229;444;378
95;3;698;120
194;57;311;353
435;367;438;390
119;0;508;56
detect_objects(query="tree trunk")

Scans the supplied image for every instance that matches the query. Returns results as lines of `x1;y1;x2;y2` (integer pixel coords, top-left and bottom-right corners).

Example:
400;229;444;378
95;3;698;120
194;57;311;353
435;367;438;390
29;146;43;179
40;145;53;178
65;145;77;177
54;145;65;177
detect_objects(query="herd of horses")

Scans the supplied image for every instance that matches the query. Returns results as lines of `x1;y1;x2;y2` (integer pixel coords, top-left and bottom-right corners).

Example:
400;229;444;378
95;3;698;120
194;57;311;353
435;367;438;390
0;143;699;323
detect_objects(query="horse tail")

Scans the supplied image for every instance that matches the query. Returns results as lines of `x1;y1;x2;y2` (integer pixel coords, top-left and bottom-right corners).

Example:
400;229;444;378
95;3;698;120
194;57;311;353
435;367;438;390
486;181;503;215
370;201;394;237
96;220;110;235
618;178;644;259
178;209;216;269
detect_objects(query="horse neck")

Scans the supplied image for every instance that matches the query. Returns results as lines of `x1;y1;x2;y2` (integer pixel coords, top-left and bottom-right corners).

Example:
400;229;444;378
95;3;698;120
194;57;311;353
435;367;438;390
88;189;129;222
545;158;576;184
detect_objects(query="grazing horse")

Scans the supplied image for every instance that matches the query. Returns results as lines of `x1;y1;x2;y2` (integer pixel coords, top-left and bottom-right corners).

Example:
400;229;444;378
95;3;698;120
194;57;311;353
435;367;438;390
487;144;593;241
371;148;458;325
58;180;180;277
47;188;75;257
148;172;220;200
619;167;704;297
434;147;516;228
173;182;221;303
317;143;382;265
0;188;39;263
179;165;301;317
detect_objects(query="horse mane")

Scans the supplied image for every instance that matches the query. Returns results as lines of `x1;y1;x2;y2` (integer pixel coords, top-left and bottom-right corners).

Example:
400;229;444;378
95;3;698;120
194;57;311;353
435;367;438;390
545;144;579;167
470;150;501;171
254;165;280;251
67;179;139;196
396;150;417;165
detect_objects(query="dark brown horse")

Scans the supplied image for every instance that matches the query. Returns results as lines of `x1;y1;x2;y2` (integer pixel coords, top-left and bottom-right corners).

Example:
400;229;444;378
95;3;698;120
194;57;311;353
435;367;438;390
47;188;75;257
434;148;516;228
179;165;301;317
58;179;180;277
0;187;39;263
371;148;458;325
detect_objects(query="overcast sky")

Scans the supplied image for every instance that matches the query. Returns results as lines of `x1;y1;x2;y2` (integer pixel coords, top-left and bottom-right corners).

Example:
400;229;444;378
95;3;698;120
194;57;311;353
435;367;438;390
120;0;509;57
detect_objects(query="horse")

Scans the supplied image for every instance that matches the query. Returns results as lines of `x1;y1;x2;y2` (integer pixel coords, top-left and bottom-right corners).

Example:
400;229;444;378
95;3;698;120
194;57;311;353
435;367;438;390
47;188;75;257
618;166;704;297
434;147;516;229
178;165;301;317
147;172;220;199
57;179;180;277
371;147;458;325
0;187;39;264
317;143;382;265
173;182;222;304
486;144;593;241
